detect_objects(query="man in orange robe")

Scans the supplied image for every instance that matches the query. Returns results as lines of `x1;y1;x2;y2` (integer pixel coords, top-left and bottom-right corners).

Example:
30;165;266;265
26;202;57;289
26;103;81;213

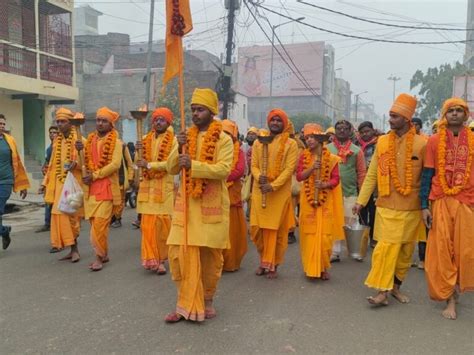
135;107;177;275
165;88;233;323
250;109;298;279
222;119;247;272
421;98;474;320
296;124;344;279
77;107;122;272
41;108;84;262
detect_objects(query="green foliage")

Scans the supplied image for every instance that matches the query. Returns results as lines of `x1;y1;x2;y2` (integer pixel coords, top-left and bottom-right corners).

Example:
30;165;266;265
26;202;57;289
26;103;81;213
410;62;467;122
290;112;332;132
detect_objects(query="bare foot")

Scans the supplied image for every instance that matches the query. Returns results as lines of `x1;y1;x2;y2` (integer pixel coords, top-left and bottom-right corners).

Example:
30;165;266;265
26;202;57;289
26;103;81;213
101;256;110;263
442;295;457;320
255;267;265;276
321;271;330;281
266;270;278;279
367;291;389;306
164;312;183;323
391;285;410;303
205;300;217;319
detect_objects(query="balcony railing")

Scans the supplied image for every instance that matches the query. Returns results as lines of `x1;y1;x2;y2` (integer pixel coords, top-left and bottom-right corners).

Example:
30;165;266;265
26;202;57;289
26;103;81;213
40;54;72;85
0;44;36;78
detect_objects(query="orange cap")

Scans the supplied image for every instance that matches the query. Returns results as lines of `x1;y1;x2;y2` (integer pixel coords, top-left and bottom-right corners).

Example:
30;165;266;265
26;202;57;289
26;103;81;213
390;93;417;121
267;108;289;129
151;107;174;124
55;107;74;121
303;123;323;136
96;107;120;125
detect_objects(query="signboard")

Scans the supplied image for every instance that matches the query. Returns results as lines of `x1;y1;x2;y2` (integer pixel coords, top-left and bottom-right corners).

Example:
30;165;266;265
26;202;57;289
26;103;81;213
237;42;325;98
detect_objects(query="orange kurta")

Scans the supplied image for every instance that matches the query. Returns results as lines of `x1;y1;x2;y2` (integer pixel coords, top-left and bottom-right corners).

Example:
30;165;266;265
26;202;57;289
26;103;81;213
298;153;344;278
84;132;122;257
250;134;299;271
137;128;177;268
43;130;85;249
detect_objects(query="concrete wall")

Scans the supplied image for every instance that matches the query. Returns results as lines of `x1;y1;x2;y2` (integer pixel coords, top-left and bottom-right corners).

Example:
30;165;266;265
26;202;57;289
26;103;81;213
228;93;249;133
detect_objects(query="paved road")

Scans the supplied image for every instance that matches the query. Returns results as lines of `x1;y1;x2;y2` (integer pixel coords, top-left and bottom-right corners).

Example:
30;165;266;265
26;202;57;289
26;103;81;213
1;208;472;354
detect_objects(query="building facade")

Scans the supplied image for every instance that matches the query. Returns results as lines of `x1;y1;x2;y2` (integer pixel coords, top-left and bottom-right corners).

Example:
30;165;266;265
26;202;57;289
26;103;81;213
465;0;474;69
0;0;78;186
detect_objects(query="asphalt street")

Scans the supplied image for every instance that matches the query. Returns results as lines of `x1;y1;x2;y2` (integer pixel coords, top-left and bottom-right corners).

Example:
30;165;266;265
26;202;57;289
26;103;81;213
1;207;472;354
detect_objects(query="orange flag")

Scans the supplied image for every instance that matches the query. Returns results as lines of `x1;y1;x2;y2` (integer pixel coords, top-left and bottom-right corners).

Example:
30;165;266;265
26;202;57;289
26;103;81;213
162;0;193;91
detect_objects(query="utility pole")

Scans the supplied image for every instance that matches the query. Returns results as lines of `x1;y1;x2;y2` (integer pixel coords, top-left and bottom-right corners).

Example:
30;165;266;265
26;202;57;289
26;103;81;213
222;0;237;120
144;0;155;112
387;74;401;101
353;91;367;124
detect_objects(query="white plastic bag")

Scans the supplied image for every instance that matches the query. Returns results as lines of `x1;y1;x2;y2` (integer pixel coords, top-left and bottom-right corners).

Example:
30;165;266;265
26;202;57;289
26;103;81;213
58;172;84;215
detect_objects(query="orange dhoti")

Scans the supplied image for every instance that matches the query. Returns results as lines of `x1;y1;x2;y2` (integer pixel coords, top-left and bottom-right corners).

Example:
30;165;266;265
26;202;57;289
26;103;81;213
90;216;111;258
50;214;81;249
141;214;171;269
169;245;223;322
112;185;126;220
425;197;474;300
223;205;248;271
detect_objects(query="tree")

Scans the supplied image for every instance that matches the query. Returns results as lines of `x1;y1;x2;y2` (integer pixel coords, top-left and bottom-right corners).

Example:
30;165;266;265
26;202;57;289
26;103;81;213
410;62;467;122
290;112;332;132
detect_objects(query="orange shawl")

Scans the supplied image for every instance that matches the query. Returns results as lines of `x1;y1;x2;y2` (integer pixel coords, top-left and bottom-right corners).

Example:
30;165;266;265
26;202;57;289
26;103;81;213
4;134;30;192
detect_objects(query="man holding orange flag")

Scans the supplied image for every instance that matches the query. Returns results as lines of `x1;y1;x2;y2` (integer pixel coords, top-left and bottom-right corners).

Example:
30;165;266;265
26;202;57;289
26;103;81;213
77;107;122;272
135;107;177;275
165;88;233;323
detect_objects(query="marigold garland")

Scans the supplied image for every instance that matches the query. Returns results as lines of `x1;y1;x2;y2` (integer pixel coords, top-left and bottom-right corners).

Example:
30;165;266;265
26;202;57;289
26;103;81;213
437;124;474;195
388;126;416;196
85;129;118;172
54;130;74;183
302;147;331;207
226;140;241;188
185;120;223;198
142;129;174;180
267;132;290;181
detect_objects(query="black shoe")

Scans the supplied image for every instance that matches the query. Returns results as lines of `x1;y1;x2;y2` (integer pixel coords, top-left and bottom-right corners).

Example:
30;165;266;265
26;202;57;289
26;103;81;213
2;226;12;250
370;240;377;249
288;233;297;244
35;225;50;233
49;247;63;253
111;219;122;228
132;220;140;229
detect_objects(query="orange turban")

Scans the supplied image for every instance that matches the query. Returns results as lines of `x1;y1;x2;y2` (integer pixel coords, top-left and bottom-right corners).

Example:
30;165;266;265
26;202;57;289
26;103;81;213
441;97;469;119
325;127;335;135
96;107;120;125
55;107;74;121
191;88;219;115
303;123;323;136
222;119;239;139
151;107;174;124
390;93;417;121
267;108;289;129
247;126;258;134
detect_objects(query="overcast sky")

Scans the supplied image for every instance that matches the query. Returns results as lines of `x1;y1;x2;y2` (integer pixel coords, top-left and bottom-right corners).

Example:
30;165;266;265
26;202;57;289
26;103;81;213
76;0;469;117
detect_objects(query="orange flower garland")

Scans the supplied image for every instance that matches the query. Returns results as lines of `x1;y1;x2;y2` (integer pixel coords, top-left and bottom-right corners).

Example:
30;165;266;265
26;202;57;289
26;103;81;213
85;129;118;172
142;129;174;180
226;140;241;188
54;130;74;183
437;124;474;195
267;132;290;181
186;120;223;198
388;126;416;196
302;147;331;207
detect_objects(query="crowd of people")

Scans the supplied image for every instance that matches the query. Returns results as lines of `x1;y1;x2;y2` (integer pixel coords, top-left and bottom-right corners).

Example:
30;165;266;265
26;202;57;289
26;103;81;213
0;88;472;323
